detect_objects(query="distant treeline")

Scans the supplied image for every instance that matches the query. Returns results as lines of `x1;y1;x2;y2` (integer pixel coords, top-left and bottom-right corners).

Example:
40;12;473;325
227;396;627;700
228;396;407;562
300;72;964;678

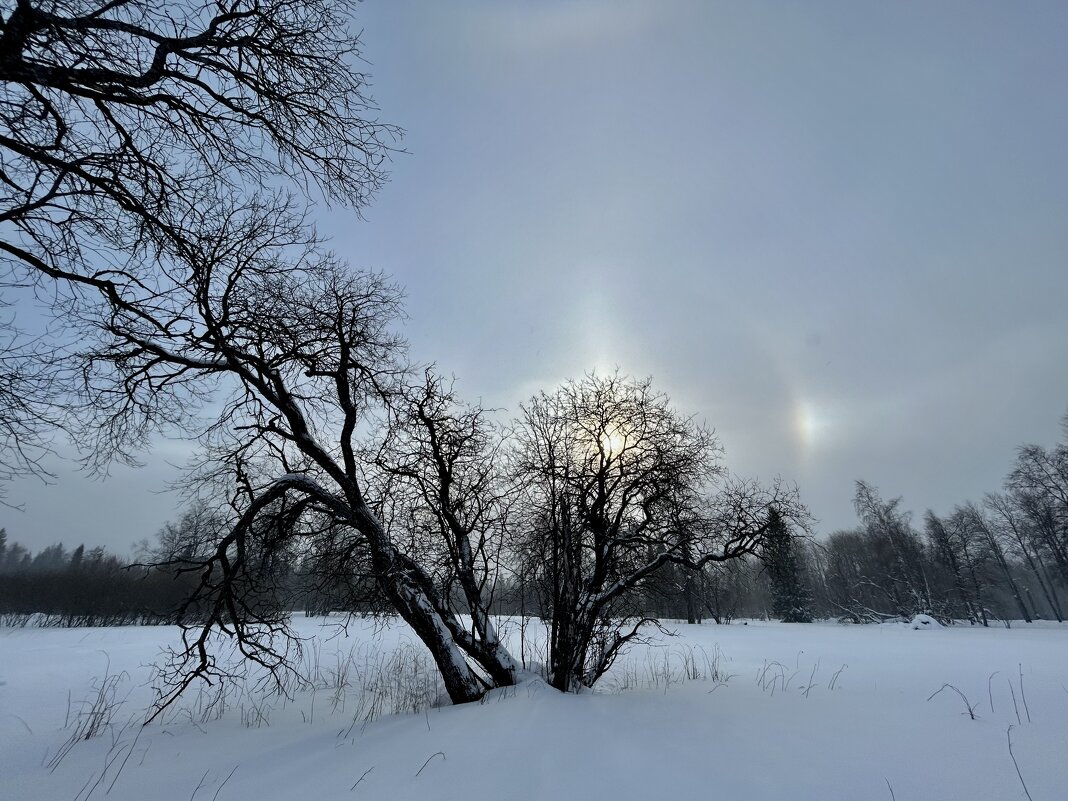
532;428;1068;626
0;535;200;627
636;432;1068;626
3;427;1066;629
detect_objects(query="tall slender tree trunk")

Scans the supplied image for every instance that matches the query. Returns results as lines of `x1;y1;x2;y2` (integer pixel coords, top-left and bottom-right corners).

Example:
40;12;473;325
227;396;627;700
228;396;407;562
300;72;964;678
985;532;1032;622
685;574;699;625
1010;531;1063;621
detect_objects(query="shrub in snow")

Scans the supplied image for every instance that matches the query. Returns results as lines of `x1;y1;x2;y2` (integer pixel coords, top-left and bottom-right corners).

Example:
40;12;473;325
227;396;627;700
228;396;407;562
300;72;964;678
910;614;941;630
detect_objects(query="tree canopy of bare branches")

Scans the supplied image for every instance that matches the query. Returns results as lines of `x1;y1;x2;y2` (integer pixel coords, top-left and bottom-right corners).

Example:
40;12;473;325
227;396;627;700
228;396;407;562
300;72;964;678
100;239;804;706
82;201;527;708
510;372;807;692
0;0;398;471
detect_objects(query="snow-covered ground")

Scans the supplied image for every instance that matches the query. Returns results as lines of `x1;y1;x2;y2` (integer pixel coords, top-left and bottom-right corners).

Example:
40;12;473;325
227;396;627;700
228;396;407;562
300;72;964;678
2;617;1066;801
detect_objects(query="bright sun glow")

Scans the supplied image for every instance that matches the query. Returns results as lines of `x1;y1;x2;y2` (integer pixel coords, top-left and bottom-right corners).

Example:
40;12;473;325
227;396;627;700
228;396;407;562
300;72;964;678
600;429;627;456
794;400;830;450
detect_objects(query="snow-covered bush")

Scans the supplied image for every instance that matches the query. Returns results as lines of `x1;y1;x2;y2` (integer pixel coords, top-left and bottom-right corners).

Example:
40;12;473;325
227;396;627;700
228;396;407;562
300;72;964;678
910;614;941;630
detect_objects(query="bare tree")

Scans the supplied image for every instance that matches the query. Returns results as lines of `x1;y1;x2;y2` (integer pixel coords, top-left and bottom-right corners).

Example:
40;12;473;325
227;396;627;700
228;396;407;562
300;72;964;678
699;558;759;624
510;372;806;692
367;371;520;689
958;501;1032;623
925;507;990;625
0;0;398;465
985;491;1064;621
78;199;524;708
818;489;936;625
1006;444;1068;588
0;308;59;486
852;482;932;618
819;528;889;623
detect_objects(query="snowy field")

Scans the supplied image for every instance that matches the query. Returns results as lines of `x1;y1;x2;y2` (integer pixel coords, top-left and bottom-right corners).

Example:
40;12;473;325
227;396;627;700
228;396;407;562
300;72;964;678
2;617;1067;801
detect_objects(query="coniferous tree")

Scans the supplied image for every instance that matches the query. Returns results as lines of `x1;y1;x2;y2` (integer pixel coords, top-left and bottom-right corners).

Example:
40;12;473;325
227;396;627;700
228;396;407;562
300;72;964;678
762;507;813;622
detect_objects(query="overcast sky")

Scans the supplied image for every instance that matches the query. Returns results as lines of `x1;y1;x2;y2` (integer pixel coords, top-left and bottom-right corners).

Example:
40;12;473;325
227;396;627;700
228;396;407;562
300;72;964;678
5;0;1068;554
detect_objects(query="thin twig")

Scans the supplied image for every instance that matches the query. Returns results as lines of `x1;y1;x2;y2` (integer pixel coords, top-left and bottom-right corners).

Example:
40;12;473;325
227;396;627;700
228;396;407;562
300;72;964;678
350;766;374;791
190;769;210;801
1007;679;1021;725
210;765;239;801
828;664;847;691
1006;726;1034;801
803;660;820;699
138;740;153;767
415;751;445;777
3;714;33;735
1018;664;1031;723
105;721;145;794
927;683;978;720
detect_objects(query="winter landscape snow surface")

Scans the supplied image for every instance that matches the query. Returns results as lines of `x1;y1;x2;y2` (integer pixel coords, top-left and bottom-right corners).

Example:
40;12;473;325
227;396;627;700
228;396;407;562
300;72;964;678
1;618;1066;801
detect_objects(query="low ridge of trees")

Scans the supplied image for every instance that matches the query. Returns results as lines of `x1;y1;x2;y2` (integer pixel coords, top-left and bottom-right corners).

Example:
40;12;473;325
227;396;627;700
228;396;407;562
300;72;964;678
0;528;196;626
5;408;1066;694
807;431;1068;624
616;418;1068;626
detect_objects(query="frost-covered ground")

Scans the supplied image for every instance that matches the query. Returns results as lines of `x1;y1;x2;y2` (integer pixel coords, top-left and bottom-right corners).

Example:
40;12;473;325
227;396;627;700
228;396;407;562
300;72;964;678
2;617;1067;801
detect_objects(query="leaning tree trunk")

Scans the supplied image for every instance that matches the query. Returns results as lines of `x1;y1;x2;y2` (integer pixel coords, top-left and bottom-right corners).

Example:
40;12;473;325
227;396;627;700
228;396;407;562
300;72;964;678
374;550;485;704
352;505;486;705
1008;527;1063;621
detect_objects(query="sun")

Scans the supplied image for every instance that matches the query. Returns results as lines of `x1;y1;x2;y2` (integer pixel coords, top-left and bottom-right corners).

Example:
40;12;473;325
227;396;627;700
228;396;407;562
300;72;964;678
599;428;627;457
794;399;830;450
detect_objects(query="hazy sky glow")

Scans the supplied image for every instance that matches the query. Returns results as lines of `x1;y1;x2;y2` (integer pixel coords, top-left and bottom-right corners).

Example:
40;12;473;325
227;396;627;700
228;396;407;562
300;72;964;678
5;0;1068;553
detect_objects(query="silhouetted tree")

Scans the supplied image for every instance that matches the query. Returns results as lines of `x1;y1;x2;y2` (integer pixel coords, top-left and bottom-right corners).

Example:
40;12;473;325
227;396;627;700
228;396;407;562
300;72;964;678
762;507;812;622
851;482;932;618
0;0;397;472
510;372;807;691
986;491;1064;621
1006;444;1068;589
925;507;992;625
